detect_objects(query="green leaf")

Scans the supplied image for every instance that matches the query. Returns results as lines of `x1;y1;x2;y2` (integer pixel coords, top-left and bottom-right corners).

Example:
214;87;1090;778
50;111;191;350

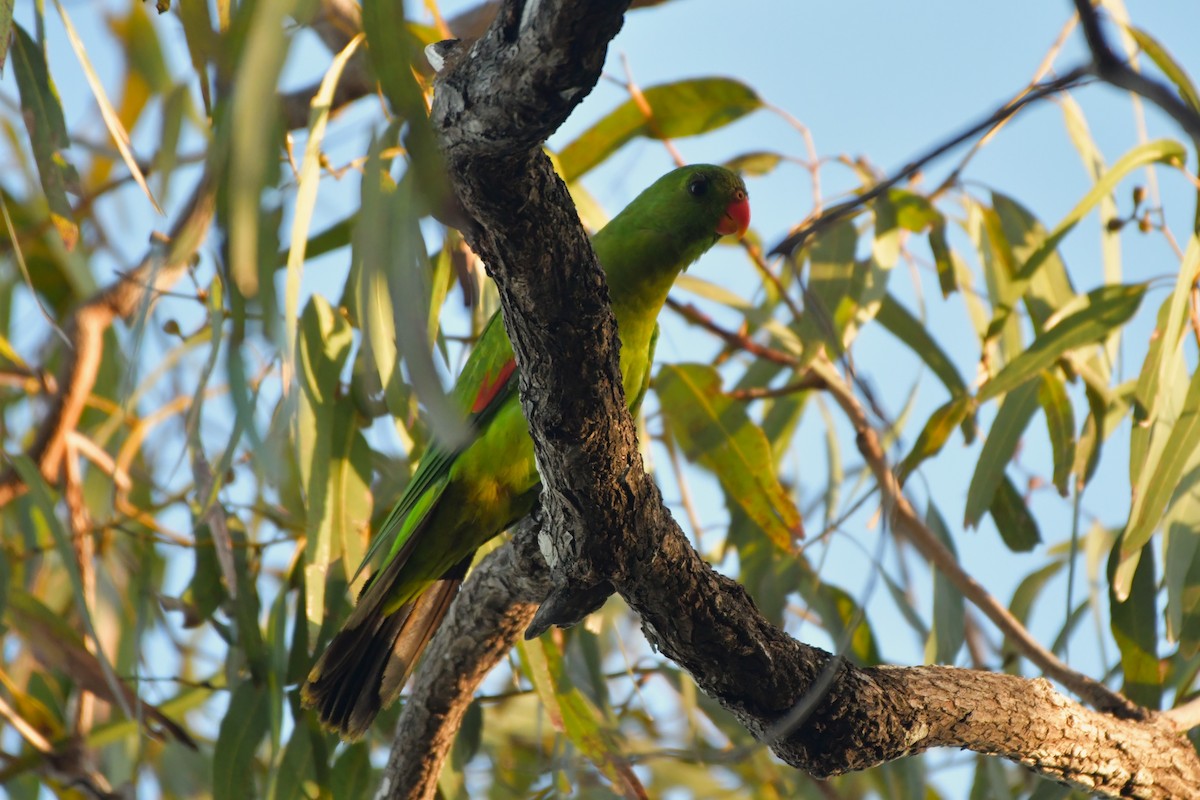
796;219;858;363
977;283;1145;404
1132;236;1199;429
986;139;1185;334
658;363;804;551
558;77;762;181
10;23;80;250
876;294;968;399
1118;361;1200;597
965;379;1039;528
991;191;1076;334
722;150;783;176
1108;540;1162;709
897;396;971;485
222;0;290;303
925;503;965;665
518;637;646;798
929;220;956;298
989;475;1041;552
330;742;372;800
284;32;363;400
213;680;269;800
1163;470;1200;654
1037;371;1076;496
295;295;356;627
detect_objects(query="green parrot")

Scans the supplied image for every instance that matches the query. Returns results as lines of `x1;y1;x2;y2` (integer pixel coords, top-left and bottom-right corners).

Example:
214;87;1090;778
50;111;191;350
302;164;750;739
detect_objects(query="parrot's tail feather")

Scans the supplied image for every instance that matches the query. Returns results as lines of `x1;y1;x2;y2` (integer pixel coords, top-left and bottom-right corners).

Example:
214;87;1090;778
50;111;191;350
380;562;469;703
301;554;473;740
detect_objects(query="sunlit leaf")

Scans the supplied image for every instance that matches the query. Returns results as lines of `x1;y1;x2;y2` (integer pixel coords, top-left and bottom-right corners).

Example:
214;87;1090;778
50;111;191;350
1118;361;1200;597
559;77;762;181
977;283;1145;404
1125;27;1200;113
518;638;646;799
658;363;804;551
295;295;356;626
898;396;972;485
991;192;1075;334
723;150;784;176
284;33;364;390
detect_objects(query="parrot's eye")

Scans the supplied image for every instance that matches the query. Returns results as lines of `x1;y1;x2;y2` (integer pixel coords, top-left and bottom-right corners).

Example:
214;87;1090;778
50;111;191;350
688;175;709;197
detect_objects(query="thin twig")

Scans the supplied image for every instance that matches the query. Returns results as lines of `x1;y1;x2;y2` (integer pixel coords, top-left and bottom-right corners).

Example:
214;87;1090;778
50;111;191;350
770;68;1091;256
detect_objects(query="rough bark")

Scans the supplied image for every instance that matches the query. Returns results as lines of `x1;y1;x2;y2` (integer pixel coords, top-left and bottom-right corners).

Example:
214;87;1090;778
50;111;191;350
380;518;549;800
372;0;1200;797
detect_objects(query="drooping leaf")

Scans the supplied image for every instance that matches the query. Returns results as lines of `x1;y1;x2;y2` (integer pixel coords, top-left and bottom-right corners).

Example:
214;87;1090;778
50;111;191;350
658;363;804;551
925;503;965;665
558;77;762;181
1108;539;1162;709
518;638;647;799
965;380;1039;529
213;680;270;800
1118;361;1200;597
722;150;784;176
1125;27;1200;114
897;396;971;485
1037;371;1076;496
991;191;1076;334
977;283;1145;404
989;475;1041;552
10;23;80;250
986;139;1185;334
283;32;364;392
796;219;858;363
295;295;355;627
876;294;968;399
1163;470;1200;654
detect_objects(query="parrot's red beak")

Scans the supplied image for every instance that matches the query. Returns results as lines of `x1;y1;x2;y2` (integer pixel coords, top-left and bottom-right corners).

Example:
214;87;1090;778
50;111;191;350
717;192;751;238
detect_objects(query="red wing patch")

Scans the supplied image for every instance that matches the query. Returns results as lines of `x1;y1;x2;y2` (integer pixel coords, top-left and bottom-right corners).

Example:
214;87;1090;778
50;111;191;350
471;358;517;414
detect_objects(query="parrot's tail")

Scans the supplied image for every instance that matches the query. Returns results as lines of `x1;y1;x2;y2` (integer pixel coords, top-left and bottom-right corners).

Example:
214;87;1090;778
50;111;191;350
301;556;470;740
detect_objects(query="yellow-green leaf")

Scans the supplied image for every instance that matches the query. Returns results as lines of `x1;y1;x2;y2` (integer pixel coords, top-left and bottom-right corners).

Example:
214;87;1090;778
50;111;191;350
559;78;761;182
966;379;1039;529
518;638;646;799
658;363;804;551
1037;371;1076;496
978;284;1145;404
1118;361;1200;598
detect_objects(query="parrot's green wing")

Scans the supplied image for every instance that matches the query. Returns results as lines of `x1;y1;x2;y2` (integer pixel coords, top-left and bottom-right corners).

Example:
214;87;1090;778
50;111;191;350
356;311;517;579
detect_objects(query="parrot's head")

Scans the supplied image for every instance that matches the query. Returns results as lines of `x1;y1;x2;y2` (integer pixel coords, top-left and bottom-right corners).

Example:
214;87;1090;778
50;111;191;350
595;164;751;288
661;164;751;242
